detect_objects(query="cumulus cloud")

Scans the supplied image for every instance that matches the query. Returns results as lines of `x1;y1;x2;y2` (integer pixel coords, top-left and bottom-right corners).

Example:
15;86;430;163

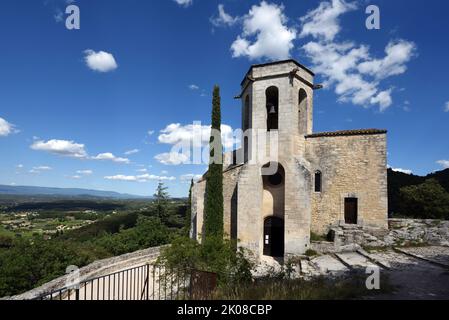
104;174;176;182
92;153;130;164
437;160;449;169
231;1;296;60
173;0;192;8
444;102;449;113
154;152;190;166
300;0;356;41
391;167;412;175
357;40;416;79
300;0;416;111
84;50;118;73
211;4;239;27
189;84;200;90
0;117;17;137
31;139;88;158
158;123;236;149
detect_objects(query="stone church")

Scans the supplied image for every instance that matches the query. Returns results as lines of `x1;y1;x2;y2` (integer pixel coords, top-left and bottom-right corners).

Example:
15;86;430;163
191;59;388;262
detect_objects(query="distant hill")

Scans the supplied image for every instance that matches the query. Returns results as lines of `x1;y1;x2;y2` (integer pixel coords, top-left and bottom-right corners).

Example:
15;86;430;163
388;168;449;216
0;185;149;199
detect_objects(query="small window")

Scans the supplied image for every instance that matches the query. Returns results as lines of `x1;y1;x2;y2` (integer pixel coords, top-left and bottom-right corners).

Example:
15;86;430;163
315;171;322;192
268;173;283;186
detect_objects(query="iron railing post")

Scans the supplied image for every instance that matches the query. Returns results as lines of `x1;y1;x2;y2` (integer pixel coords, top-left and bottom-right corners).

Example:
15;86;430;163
145;264;150;300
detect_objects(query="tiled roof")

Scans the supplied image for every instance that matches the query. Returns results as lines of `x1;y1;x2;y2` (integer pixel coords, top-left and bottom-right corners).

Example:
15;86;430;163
306;129;387;138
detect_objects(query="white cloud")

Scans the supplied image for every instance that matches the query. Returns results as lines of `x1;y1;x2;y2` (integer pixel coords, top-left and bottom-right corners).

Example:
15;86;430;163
104;175;136;182
154;152;190;166
16;164;24;169
71;175;82;179
180;174;203;182
0;117;17;137
174;0;192;8
231;1;296;60
125;149;140;155
92;153;130;164
33;166;52;171
189;84;200;90
300;1;416;111
29;166;52;174
84;50;118;73
158;123;236;149
300;0;357;41
77;170;93;175
391;167;412;175
104;174;176;182
357;40;416;79
370;89;393;111
437;160;449;169
54;10;64;23
211;4;239;27
31;139;88;158
444;102;449;113
136;168;148;173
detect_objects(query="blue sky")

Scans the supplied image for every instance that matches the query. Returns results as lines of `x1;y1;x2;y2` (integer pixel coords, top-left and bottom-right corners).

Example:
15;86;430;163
0;0;448;197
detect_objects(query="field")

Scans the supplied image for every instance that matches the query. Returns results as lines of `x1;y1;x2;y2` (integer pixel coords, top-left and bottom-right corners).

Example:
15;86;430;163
0;194;188;297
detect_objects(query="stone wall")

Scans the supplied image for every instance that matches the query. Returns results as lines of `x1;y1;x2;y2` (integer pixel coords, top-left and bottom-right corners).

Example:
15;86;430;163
306;133;388;235
191;165;243;242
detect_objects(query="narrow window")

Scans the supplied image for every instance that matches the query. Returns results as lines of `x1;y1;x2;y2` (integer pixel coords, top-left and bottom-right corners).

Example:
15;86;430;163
244;95;250;131
315;171;322;192
299;89;308;135
266;86;279;131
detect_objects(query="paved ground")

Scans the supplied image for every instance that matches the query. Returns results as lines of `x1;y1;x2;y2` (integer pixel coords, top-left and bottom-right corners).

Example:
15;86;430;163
307;246;449;300
371;247;449;300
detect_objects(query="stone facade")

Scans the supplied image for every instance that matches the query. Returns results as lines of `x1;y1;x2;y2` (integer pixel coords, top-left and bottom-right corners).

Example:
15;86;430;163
191;59;388;262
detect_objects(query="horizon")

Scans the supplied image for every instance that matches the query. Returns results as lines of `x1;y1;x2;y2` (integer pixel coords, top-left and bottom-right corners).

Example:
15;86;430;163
1;0;449;197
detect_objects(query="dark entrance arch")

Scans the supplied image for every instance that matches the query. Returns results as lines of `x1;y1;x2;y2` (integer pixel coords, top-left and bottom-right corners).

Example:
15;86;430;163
263;216;285;257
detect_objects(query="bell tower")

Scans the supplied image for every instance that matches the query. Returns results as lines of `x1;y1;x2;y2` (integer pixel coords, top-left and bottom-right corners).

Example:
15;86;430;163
236;60;316;258
239;59;315;162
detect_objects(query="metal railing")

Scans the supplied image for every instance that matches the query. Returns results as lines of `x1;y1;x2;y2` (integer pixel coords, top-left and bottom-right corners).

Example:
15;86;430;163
34;264;216;301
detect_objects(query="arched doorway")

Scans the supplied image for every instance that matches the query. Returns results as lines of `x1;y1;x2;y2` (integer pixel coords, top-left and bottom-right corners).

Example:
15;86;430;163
263;216;284;257
262;162;285;257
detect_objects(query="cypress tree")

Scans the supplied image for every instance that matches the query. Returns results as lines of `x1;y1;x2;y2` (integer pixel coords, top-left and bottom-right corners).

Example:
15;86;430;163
154;182;169;222
204;85;224;239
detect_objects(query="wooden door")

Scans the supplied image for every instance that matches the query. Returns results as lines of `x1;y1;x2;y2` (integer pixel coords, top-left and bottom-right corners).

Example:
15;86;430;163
345;198;358;225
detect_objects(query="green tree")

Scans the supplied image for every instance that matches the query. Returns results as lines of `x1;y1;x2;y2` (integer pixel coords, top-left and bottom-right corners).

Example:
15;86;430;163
399;179;449;219
154;182;169;222
204;86;224;240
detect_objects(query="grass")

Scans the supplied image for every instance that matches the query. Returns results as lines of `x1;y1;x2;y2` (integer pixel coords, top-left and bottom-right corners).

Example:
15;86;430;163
213;274;393;300
305;249;318;257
